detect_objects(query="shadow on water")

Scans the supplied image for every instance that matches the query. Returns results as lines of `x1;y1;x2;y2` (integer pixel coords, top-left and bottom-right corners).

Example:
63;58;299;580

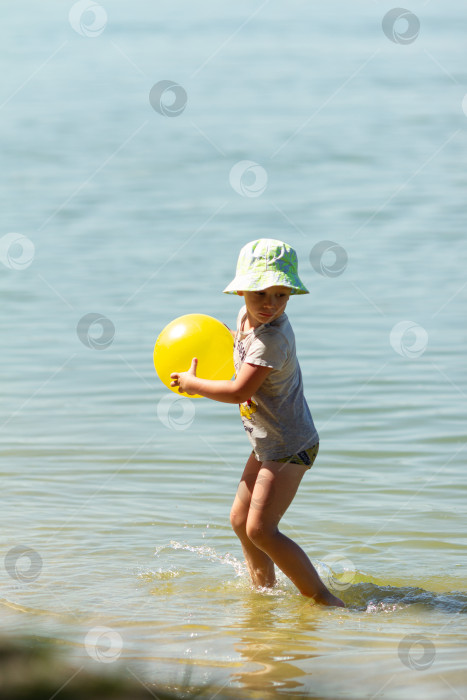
0;637;242;700
343;582;467;614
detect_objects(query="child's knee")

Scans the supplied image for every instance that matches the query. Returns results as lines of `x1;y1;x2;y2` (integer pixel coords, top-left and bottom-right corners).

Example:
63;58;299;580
245;520;276;549
229;506;247;535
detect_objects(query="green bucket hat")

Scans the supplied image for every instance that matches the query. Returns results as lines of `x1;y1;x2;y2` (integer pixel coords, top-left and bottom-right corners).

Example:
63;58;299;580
223;239;309;295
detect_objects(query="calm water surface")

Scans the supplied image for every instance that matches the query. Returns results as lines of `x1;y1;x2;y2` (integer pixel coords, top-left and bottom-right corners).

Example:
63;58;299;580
1;2;466;698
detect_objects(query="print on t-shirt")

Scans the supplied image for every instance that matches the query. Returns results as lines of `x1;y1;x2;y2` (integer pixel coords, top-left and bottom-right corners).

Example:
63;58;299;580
239;398;257;421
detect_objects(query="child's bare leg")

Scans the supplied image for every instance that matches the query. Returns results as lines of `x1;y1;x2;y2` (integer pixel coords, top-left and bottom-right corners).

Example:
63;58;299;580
230;452;275;588
246;461;345;607
239;537;275;588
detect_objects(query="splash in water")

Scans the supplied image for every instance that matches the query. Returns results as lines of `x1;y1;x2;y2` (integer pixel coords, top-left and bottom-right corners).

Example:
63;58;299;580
344;582;467;614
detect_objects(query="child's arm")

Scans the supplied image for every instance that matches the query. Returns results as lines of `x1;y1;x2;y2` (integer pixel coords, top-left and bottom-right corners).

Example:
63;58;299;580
170;358;271;404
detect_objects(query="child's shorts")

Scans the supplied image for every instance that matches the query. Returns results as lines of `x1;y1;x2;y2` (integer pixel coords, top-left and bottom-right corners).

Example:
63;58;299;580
275;442;319;469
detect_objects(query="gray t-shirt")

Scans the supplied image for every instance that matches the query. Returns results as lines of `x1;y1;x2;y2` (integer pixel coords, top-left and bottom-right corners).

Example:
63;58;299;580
234;305;319;461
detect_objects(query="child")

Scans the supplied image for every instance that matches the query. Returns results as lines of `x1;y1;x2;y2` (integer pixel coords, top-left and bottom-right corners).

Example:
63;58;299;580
170;239;345;607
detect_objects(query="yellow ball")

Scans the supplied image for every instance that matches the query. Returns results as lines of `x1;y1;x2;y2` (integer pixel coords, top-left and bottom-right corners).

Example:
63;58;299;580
153;314;235;398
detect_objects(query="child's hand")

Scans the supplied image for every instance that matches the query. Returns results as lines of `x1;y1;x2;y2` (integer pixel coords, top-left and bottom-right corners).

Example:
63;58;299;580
170;358;198;395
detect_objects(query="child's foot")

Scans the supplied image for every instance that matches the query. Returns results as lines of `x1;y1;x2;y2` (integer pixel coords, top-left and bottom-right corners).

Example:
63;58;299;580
314;591;346;607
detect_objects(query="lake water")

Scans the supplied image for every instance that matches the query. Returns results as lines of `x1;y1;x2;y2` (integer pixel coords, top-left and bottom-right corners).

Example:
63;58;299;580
1;1;466;698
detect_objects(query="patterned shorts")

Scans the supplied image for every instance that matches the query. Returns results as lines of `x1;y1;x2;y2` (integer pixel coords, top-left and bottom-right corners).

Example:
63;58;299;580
276;442;319;469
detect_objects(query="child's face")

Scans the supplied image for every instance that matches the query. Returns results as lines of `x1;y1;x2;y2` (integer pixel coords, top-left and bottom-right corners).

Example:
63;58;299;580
239;286;291;328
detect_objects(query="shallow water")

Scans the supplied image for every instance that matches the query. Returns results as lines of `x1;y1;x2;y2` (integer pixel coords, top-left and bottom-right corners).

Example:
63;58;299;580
1;1;467;698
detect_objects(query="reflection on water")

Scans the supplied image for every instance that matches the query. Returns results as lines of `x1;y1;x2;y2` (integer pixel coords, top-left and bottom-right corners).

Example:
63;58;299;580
232;594;317;696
